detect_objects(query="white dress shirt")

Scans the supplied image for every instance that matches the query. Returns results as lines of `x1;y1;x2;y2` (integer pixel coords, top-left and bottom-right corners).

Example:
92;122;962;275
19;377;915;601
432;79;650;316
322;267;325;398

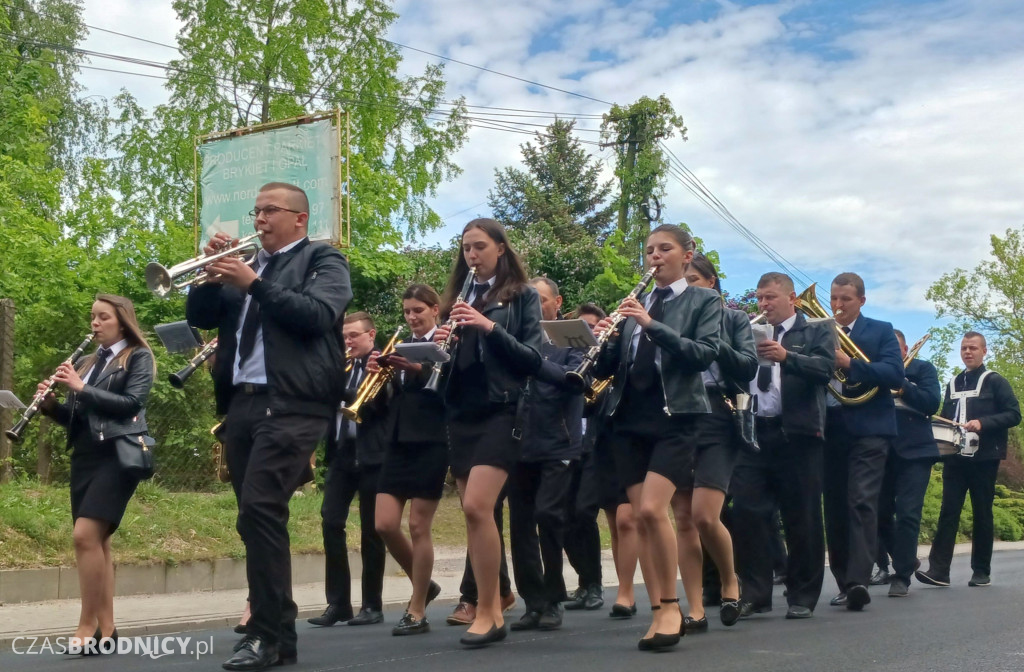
82;339;129;384
750;313;798;417
628;276;689;363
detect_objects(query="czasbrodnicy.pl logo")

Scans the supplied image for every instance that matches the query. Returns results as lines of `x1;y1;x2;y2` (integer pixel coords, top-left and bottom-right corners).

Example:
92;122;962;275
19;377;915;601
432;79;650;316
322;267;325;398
12;635;215;659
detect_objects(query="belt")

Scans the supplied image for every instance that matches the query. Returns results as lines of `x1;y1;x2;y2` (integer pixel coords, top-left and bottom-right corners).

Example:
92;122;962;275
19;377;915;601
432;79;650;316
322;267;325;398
756;415;783;428
234;383;269;395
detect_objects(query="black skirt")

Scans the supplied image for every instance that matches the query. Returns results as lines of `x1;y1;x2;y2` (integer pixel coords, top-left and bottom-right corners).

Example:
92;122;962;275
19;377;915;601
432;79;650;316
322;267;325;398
447;404;520;480
377;440;449;500
69;440;140;535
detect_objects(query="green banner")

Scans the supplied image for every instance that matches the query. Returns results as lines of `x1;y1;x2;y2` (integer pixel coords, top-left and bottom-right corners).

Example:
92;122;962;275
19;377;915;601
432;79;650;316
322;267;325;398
197;118;340;246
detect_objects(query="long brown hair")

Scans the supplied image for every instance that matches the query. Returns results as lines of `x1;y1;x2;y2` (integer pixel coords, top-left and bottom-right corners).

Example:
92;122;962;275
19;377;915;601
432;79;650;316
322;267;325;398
440;218;529;317
77;294;155;375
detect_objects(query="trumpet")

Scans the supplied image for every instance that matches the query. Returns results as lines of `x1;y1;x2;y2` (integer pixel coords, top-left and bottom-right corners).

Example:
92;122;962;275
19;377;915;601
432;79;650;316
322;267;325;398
424;266;478;394
341;326;405;423
344;347;353;374
169;337;218;388
565;266;659;392
795;283;878;406
585;377;612;405
146;231;263;297
749;310;768;325
6;334;95;442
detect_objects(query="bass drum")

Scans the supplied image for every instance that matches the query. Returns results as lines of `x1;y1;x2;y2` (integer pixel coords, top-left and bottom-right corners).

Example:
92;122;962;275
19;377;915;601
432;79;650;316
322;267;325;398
931;419;965;456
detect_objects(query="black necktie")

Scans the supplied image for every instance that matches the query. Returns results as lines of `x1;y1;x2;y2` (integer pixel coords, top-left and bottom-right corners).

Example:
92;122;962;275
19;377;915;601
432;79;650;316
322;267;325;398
756;324;784;392
238;256;274;364
630;287;672;391
470;283;490;310
87;347;112;387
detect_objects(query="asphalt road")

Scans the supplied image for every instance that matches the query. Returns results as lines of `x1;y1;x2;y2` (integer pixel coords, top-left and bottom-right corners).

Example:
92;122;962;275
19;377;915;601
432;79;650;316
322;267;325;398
4;551;1024;672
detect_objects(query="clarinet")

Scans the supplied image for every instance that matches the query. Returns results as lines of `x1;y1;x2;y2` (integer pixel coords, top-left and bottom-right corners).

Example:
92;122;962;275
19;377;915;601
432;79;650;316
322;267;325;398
423;266;478;394
565;266;659;392
6;334;96;442
169;338;218;388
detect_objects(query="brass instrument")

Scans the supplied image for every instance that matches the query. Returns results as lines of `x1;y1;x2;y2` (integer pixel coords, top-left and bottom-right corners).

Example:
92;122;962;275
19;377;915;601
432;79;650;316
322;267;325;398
6;334;95;442
169;337;218;388
424;266;478;394
344;347;353;374
585;377;612;405
565;266;659;392
146;231;264;297
341;326;405;423
794;283;879;406
211;422;230;483
749;310;768;325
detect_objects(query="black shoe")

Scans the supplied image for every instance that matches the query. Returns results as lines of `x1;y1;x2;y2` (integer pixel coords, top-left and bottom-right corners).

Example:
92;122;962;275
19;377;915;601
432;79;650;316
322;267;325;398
968;572;991;587
82;628;118;656
307;604;353;627
347;607;384;626
234;623;248;634
829;592;847;607
392;612;430;636
538;603;564;630
583;584;604;610
846;584;870;611
509;610;542;631
915;568;950;587
682;615;708;633
785;605;812;619
609;603;637;619
869;567;891;586
459;624;507;648
426;580;442;606
888;578;909;597
738;602;771;619
222;636;278;671
720;599;741;626
563;587;587;610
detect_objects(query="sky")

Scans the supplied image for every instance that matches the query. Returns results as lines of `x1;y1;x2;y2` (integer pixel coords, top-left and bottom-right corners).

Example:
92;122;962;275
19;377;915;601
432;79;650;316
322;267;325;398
73;0;1024;352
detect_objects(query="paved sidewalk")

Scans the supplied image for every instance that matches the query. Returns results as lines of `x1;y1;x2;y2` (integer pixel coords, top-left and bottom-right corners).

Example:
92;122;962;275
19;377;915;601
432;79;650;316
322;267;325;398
2;541;1020;649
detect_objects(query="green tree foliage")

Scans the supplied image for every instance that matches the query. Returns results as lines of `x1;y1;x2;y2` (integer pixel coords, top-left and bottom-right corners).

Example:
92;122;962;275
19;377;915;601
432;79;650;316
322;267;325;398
488;119;615;242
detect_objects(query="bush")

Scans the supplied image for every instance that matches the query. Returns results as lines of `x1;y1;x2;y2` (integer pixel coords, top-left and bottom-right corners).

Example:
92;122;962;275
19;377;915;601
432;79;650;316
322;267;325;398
919;462;1024;543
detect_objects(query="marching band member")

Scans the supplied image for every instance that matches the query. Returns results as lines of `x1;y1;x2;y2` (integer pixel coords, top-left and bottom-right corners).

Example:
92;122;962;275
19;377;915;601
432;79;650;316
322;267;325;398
673;254;757;631
576;304;641;619
309;312;388;628
917;332;1021;588
823;273;904;612
592;225;722;651
372;285;448;635
730;272;834;620
40;294;155;653
875;329;942;597
507;277;584;632
435;218;543;647
186;182;351;670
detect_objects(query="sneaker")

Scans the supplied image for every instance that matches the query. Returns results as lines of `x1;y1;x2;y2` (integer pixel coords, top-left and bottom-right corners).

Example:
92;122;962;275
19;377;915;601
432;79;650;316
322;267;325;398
915;568;950;587
968;572;991;587
446;601;476;626
888;578;909;597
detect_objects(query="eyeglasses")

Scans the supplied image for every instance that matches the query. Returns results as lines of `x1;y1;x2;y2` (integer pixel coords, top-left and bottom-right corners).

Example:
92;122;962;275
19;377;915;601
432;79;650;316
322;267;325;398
342;330;371;340
248;205;302;218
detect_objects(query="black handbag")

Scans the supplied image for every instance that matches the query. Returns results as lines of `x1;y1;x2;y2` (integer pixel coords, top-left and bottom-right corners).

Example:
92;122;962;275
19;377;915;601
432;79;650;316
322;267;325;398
727;393;760;453
114;434;156;479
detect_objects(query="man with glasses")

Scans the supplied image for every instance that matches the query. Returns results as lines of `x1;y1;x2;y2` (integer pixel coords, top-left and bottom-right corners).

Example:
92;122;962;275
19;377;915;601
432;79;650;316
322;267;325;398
308;312;389;629
187;182;351;670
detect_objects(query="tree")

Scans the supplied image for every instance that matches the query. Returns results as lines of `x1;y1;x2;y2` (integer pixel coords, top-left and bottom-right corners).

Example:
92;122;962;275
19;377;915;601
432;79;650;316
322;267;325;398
488;119;615;242
601;95;686;263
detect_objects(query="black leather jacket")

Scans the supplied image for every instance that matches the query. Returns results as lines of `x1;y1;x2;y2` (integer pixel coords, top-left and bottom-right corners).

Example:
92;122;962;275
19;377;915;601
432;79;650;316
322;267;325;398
443;285;543;405
45;347;154;449
715;307;759;394
186;238;352;418
776;314;835;437
595;285;722;416
940;365;1022;461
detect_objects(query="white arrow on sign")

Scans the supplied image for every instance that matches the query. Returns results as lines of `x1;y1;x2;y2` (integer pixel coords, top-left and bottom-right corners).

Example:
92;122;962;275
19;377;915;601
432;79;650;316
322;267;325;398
206;214;240;239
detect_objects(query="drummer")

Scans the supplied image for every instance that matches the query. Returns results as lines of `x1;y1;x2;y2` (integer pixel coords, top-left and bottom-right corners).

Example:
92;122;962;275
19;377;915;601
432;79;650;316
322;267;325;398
873;330;941;598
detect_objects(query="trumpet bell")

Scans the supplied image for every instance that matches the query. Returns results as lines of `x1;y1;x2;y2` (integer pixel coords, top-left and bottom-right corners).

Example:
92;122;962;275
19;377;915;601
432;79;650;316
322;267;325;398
146;262;175;297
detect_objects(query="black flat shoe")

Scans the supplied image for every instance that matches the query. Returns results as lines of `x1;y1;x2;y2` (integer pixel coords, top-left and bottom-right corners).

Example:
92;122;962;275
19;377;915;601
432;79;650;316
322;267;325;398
683;615;708;633
829;592;847;607
510;611;542;631
846;584;870;611
234;623;249;634
308;604;353;627
347;607;384;626
222;636;279;671
393;612;430;636
459;624;507;648
720;599;741;627
609;603;637;619
426;580;442;606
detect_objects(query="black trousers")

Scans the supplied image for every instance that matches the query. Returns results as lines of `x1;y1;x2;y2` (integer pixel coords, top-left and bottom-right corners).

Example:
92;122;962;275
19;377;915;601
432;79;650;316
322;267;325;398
509;459;573;612
224;392;328;650
320;458;385;611
876;454;934;582
731;422;825;610
563;451;603;589
928;459;1001;576
459;492;512;603
823;421;890;591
